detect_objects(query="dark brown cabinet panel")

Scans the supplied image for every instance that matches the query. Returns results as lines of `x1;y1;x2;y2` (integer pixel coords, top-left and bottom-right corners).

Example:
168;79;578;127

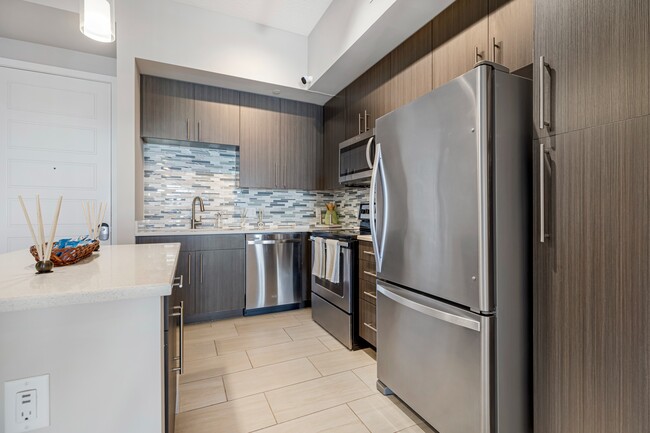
141;76;195;141
534;0;650;138
533;116;650;433
488;0;533;72
431;0;489;90
390;22;433;108
359;299;377;347
194;85;240;146
195;249;245;315
323;90;345;190
239;93;281;188
281;100;323;190
345;55;392;139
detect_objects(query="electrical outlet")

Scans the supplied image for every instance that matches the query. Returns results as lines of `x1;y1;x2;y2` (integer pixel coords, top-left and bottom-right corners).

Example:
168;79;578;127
4;375;49;433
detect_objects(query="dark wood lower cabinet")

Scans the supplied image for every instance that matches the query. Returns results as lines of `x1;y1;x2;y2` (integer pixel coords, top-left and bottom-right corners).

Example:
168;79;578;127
359;299;377;347
194;249;245;316
358;240;377;347
533;116;650;433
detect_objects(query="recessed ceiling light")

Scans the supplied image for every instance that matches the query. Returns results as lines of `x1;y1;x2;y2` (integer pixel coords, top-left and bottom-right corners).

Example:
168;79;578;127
80;0;116;43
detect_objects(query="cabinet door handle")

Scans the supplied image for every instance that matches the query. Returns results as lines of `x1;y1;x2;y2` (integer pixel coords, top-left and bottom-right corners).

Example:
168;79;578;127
186;119;190;140
173;275;183;289
363;270;377;278
363;250;375;257
363;322;377;333
539;56;551;130
187;253;192;286
539;143;550;243
358;113;362;135
492;37;500;62
475;46;483;63
364;110;369;132
171;301;184;374
363;291;377;300
197;121;201;142
200;253;203;284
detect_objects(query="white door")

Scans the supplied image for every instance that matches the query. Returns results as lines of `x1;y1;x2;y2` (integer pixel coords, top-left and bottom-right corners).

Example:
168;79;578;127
0;67;112;253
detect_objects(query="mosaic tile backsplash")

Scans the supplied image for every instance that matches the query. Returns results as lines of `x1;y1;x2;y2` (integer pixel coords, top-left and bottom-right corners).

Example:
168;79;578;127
140;143;369;230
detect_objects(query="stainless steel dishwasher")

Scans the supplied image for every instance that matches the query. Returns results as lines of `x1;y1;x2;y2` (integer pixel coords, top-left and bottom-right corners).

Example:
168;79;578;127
245;233;302;315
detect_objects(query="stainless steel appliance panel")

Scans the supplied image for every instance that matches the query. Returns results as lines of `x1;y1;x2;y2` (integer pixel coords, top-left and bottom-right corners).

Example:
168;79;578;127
373;66;492;312
246;233;302;310
311;292;353;349
376;281;494;433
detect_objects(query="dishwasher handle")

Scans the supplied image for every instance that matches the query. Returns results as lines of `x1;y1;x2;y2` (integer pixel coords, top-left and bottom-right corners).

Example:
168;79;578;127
247;239;301;245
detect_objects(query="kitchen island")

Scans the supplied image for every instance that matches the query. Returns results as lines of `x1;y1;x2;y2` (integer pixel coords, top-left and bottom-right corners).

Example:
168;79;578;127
0;243;180;433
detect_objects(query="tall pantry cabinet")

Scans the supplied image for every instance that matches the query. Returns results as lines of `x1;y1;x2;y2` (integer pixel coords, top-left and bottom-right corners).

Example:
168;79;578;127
533;1;650;432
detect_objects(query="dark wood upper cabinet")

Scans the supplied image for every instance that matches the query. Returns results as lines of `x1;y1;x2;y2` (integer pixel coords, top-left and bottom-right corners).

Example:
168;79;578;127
141;76;195;141
390;22;433;108
488;0;533;72
345;55;392;139
280;100;323;190
534;0;650;138
239;93;281;189
431;0;489;90
194;85;240;146
533;116;650;433
323;90;346;190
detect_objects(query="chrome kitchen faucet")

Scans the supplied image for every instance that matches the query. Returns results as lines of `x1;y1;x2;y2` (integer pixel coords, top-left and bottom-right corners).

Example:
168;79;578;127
191;196;205;229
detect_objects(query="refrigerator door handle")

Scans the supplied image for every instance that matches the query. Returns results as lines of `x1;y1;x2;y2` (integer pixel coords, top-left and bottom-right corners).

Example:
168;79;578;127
365;136;375;169
377;284;481;332
369;142;387;272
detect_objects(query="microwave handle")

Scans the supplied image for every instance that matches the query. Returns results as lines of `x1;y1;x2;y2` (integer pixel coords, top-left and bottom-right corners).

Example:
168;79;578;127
365;136;375;169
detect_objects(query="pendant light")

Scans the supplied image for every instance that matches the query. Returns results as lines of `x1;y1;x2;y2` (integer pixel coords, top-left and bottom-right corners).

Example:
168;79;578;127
80;0;115;43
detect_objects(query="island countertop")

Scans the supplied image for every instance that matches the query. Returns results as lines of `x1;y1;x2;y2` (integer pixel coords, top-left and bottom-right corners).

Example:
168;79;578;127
0;243;180;313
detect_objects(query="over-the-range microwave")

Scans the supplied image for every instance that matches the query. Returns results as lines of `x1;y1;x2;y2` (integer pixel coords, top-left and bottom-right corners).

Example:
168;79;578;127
339;129;375;186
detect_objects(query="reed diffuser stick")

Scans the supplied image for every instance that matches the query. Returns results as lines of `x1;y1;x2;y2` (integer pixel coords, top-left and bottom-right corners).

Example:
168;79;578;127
18;196;40;261
44;196;63;260
36;195;46;260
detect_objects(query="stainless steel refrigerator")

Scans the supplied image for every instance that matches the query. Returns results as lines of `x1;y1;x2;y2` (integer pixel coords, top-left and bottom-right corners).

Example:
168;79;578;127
371;64;532;433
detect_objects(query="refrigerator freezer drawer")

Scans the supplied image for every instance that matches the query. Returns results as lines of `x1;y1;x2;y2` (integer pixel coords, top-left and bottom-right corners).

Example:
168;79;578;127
377;281;494;433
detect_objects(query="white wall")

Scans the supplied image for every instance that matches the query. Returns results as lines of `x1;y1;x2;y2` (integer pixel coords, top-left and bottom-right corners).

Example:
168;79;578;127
0;298;163;433
0;37;115;77
115;0;310;244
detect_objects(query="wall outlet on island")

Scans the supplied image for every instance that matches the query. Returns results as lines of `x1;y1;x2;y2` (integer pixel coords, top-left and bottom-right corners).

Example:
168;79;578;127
4;374;49;433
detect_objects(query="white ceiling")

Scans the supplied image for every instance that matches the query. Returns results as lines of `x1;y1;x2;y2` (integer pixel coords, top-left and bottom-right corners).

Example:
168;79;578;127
171;0;333;36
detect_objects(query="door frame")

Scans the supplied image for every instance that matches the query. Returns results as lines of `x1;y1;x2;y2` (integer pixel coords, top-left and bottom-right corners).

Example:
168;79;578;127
0;57;117;244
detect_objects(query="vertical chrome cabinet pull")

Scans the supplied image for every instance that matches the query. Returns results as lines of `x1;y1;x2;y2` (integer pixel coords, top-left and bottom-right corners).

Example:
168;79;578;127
187;253;191;286
197;121;201;142
200;253;203;284
539;143;550;243
492;37;500;62
171;301;184;374
186;119;190;140
364;110;369;132
539;56;551;130
475;46;483;63
358;113;362;135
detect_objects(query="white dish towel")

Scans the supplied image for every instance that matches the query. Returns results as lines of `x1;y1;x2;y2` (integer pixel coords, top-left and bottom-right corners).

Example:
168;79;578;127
311;237;326;278
325;239;341;283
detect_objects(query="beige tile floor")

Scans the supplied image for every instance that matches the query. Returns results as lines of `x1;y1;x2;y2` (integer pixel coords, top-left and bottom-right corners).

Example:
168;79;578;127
176;308;436;433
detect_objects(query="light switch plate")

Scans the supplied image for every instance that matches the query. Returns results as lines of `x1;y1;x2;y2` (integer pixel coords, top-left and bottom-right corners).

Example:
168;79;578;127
4;375;49;433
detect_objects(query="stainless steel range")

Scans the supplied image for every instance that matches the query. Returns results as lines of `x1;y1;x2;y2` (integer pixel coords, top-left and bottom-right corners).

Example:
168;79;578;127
310;229;359;350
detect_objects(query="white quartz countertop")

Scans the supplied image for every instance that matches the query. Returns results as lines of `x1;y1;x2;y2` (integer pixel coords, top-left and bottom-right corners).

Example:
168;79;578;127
0;243;181;313
357;235;373;242
135;225;352;237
